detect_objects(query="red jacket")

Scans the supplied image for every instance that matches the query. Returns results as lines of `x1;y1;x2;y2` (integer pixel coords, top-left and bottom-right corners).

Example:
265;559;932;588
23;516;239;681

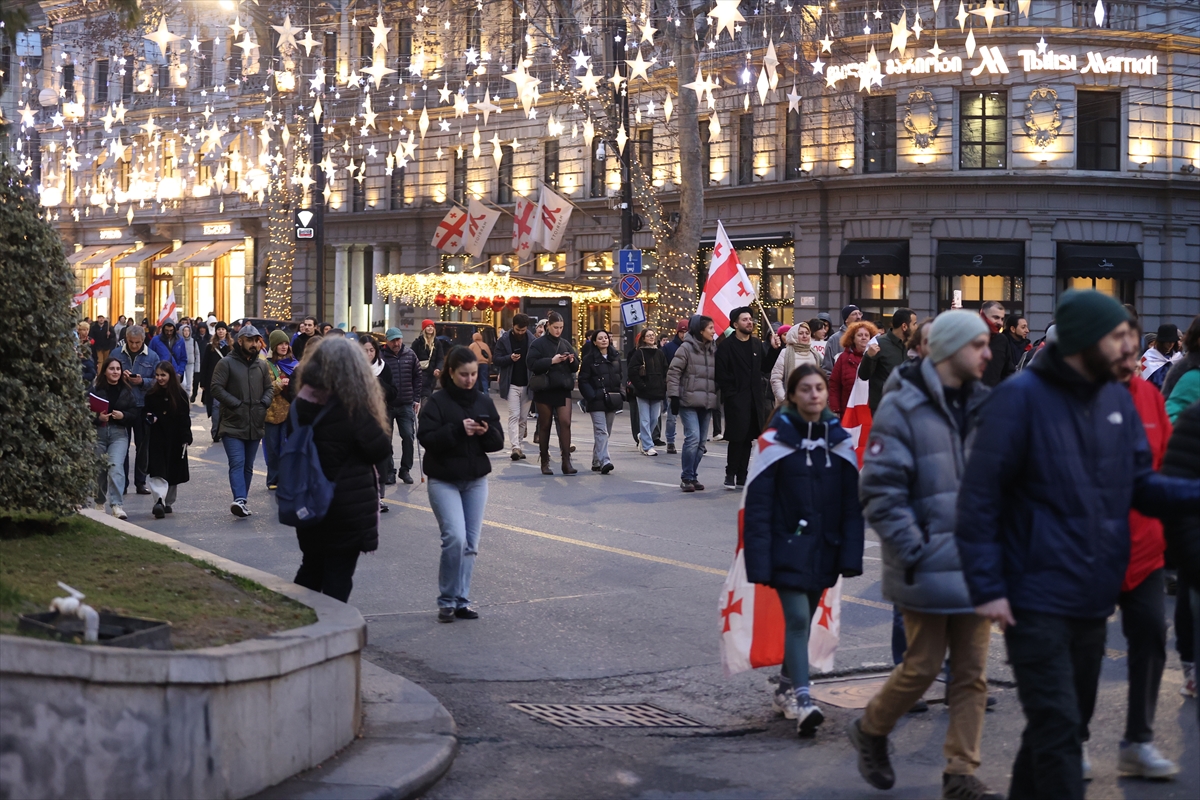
829;348;864;416
1124;376;1173;591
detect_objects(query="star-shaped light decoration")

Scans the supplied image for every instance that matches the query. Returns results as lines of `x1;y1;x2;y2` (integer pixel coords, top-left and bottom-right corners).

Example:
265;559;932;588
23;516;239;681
640;20;657;43
229;15;244;39
582;118;595;149
367;144;378;159
141;115;159;136
819;35;833;54
438;82;453;103
683;69;717;109
787;85;802;113
764;39;780;90
100;107;116;131
107;137;127;165
965;28;977;59
890;11;911;56
371;14;392;53
474;96;501;125
362;60;397;88
811;56;825;75
874;9;884;19
503;62;539;100
144;17;181;56
419;105;430;139
236;33;258;57
310;68;327;92
1018;0;1032;18
271;15;302;52
608;70;626;92
1036;36;1048;55
912;14;923;39
48;111;64;128
1094;0;1105;26
454;92;470;117
490;133;504;166
928;38;945;58
409;50;427;77
663;93;673;122
956;2;969;30
114;102;127;123
363;96;378;130
969;0;1009;31
577;68;601;95
439;118;451;132
299;29;319;57
708;0;746;40
708;113;721;141
571;52;591;71
189;36;201;53
472;128;482;161
626;50;651;83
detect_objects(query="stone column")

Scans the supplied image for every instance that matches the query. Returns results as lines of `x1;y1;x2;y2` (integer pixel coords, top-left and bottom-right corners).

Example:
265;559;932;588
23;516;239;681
349;245;364;331
1026;220;1057;336
333;244;350;329
387;247;403;328
908;220;934;318
371;244;387;331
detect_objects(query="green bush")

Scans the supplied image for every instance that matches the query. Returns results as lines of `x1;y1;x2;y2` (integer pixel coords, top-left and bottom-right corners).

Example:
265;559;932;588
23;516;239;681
0;159;96;515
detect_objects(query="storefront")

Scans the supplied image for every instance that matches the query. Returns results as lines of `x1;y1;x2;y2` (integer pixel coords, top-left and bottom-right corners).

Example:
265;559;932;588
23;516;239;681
699;234;795;325
1057;243;1142;306
69;243;135;320
157;239;247;322
837;241;910;323
110;243;173;323
935;241;1025;313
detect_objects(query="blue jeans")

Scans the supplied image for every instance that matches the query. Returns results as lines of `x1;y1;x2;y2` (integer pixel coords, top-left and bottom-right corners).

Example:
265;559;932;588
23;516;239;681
665;408;677;445
95;425;129;509
478;372;490;394
387;404;416;474
678;407;710;482
428;477;488;609
892;605;907;665
263;422;284;487
778;590;822;688
637;398;663;451
222;437;260;501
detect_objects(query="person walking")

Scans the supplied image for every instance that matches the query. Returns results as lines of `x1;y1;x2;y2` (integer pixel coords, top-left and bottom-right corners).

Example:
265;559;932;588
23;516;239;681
263;330;298;491
113;315;128;345
1162;401;1200;711
287;336;392;603
413;319;446;400
381;328;422;484
1164;316;1200;421
89;315;115;366
978;301;1016;387
770;321;823;402
528;311;579;475
667;315;720;493
150;320;188;378
828;321;877;416
115;325;160;495
858;308;914;412
200;322;231;435
1004;314;1032;370
210;325;275;518
955;291;1200;800
180;323;200;400
469;331;493;394
417;346;505;622
1140;324;1180;391
808;317;830;364
744;364;864;735
661;320;689;454
143;362;191;519
290;316;320;361
716;308;780;490
492;313;534;460
822;305;862;373
629;327;668;456
359;334;397;511
91;357;137;519
578;330;624;474
846;311;1001;800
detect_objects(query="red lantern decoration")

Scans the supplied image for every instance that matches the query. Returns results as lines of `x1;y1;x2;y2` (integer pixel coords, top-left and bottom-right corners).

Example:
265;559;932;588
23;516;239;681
491;295;506;312
506;296;521;309
448;294;461;307
461;294;476;311
434;292;448;307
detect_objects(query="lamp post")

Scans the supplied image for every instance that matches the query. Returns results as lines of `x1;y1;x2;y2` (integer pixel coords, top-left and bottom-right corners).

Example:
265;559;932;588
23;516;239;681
311;113;325;318
614;17;632;251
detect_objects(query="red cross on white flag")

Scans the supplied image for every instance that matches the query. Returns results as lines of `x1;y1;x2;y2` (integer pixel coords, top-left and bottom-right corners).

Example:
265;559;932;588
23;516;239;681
71;265;112;308
431;207;468;253
156;290;177;327
537;185;573;253
511;195;538;258
464;198;502;258
698;221;756;334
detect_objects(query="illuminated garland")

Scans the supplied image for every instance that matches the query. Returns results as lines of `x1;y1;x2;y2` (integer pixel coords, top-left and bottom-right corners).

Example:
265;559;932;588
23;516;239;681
375;272;619;307
262;172;295;319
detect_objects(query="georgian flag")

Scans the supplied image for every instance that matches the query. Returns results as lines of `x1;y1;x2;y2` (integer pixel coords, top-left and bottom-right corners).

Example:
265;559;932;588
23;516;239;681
71;265;111;307
699;221;757;334
840;370;874;468
463;198;501;258
156;291;178;327
511;195;538;258
719;428;857;676
537;185;572;252
430;207;468;253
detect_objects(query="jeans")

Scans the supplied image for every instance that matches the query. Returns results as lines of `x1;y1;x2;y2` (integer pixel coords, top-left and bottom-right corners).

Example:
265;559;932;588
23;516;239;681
506;384;529;449
777;590;821;688
636;398;663;451
387;404;416;474
1119;569;1167;743
590;410;615;467
478;372;490;394
263;422;284;487
678;407;710;482
95;425;129;509
122;409;149;488
665;408;677;445
428;477;488;609
222;437;260;501
294;550;361;603
1004;610;1106;800
891;605;907;665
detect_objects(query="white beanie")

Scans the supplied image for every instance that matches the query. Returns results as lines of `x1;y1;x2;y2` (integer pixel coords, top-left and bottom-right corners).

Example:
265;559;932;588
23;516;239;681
928;310;990;364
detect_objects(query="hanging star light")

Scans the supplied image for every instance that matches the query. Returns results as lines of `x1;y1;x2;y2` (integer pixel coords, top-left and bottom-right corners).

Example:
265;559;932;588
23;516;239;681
144;17;181;55
474;96;501;125
439;118;451;132
1036;36;1048;54
571;52;591;71
811;56;825;75
708;0;746;40
371;14;392;52
616;124;628;155
271;15;301;52
787;85;802;113
419;105;430;139
310;67;327;92
299;29;319;56
928;38;945;58
764;39;779;89
577;67;601;95
889;11;911;56
608;70;626;92
708;113;721;141
114;102;127;123
684;69;716;109
490;133;504;166
363;95;377;130
100;107;116;131
912;14;923;39
969;0;1010;31
583;118;595;149
362;60;397;88
640;20;658;44
625;50;652;83
454;93;470;117
229;15;244;38
472;128;482;161
819;34;833;54
1018;0;1032;19
956;2;969;30
1094;0;1105;26
663;93;673;122
965;28;977;58
141;115;159;136
236;33;258;57
438;82;453;103
312;97;324;122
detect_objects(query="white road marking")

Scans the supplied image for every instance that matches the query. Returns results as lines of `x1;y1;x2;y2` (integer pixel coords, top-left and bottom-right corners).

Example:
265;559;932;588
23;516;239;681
633;480;681;488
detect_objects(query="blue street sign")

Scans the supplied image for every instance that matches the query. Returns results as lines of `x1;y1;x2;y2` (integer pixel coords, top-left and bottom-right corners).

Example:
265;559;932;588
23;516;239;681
618;274;641;299
620;299;647;327
618;249;643;274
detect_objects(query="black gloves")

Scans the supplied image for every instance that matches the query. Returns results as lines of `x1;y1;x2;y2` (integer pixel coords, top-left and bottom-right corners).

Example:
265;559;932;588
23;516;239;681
669;397;680;416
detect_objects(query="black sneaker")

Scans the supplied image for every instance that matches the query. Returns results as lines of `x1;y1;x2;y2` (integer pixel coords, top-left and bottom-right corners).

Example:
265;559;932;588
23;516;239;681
136;485;151;495
724;475;737;490
164;505;172;514
600;463;614;474
152;500;165;519
437;608;455;623
667;443;677;454
454;607;479;620
796;700;825;737
681;480;695;493
399;470;414;485
942;773;1004;800
692;481;705;491
848;719;895;790
380;501;389;513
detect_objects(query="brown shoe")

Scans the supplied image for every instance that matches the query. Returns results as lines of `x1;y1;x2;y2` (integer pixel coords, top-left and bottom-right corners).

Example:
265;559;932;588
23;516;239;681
540;455;553;475
561;456;578;475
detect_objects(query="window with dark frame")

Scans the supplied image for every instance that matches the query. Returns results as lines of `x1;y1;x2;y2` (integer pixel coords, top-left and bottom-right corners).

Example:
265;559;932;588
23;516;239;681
636;127;653;173
512;2;527;66
590;137;606;198
95;59;108;103
863;95;896;173
498;145;514;203
360;28;373;70
397;20;412;72
849;273;909;323
323;32;337;89
198;40;213;87
0;43;10;95
62;63;74;98
1077;92;1120;171
352;170;366;212
453;154;467;205
390;164;406;210
157;63;170;92
738;112;755;185
467;6;482;55
699;120;711;184
543;139;559;190
122;60;134;100
937;275;1023;312
784;107;802;179
228;42;242;83
960;91;1007;169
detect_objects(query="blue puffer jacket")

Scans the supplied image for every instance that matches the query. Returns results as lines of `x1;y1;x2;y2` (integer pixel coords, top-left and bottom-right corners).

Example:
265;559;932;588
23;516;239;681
743;409;864;592
150;333;188;376
956;344;1200;619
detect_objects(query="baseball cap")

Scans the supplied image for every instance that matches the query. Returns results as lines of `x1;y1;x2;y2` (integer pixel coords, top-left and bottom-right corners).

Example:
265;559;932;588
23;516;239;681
385;327;404;341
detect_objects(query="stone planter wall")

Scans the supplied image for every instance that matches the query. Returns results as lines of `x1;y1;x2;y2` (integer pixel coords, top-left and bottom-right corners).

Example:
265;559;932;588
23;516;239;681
0;510;366;800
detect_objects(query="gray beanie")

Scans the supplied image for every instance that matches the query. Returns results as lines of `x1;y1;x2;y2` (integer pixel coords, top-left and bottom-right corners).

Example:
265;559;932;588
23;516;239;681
928;310;990;364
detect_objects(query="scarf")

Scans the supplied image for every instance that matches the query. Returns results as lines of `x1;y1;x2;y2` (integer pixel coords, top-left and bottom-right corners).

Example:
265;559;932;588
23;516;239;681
445;381;479;408
782;407;831;467
370;358;385;378
1140;347;1177;381
272;355;299;377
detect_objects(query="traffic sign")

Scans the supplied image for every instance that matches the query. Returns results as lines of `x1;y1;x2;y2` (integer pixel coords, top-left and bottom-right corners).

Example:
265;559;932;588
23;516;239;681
295;209;315;241
618;248;643;274
620;299;647;327
618;274;642;300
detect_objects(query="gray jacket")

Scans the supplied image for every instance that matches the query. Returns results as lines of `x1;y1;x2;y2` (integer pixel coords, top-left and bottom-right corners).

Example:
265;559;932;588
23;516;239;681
210;351;275;441
666;334;719;410
822;324;848;373
859;358;989;614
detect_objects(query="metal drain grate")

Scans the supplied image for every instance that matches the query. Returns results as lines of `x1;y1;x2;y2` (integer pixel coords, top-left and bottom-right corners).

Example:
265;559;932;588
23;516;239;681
510;703;704;728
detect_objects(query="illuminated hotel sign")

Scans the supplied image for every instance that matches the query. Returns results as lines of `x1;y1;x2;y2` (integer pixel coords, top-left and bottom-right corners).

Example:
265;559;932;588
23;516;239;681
202;223;232;236
98;229;122;240
874;48;1159;79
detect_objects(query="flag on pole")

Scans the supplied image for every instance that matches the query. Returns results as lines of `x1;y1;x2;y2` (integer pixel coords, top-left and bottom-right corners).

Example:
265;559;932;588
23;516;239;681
156;291;177;327
537;185;572;252
698;221;757;334
71;265;111;307
511;195;538;258
430;207;468;253
840;369;874;468
719;427;857;676
463;198;501;258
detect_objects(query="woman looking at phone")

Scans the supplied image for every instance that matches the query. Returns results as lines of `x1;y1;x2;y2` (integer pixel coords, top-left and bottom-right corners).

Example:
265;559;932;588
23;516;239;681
527;310;579;475
417;346;505;623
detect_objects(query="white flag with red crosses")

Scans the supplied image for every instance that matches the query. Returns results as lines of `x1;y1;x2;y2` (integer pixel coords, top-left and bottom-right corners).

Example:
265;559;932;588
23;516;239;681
537;185;572;252
464;198;501;258
698;221;757;334
511;195;538;258
71;265;111;307
430;207;468;253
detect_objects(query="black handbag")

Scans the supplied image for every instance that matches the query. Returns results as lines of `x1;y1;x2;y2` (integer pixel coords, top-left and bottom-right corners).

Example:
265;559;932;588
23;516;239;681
529;340;572;392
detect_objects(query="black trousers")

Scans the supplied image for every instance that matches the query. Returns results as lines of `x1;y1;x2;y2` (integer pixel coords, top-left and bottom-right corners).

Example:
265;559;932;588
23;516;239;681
294;550;361;603
1005;610;1106;800
1119;568;1167;743
726;438;753;482
1177;572;1194;663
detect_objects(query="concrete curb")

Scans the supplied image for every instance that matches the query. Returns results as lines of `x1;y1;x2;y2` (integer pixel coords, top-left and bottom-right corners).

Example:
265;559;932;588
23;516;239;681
250;660;458;800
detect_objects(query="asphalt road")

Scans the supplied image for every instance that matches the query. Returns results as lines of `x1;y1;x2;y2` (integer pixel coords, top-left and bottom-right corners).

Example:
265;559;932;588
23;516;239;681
131;397;1199;799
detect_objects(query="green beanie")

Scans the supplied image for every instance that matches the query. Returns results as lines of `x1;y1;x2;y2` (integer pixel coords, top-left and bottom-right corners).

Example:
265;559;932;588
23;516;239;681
268;329;290;350
1054;290;1131;356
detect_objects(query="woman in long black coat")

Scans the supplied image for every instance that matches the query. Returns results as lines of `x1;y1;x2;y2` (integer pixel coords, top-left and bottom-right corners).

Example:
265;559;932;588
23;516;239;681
144;362;192;518
577;329;624;473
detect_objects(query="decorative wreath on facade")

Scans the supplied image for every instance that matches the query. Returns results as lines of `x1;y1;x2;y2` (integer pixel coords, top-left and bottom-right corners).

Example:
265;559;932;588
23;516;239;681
903;88;940;150
1024;86;1063;148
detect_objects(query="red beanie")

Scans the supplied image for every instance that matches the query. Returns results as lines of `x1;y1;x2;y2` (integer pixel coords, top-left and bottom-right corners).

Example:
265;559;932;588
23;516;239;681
421;319;436;330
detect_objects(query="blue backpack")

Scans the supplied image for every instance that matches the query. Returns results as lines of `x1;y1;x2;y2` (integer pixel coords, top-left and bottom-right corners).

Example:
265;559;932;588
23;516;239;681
277;402;335;528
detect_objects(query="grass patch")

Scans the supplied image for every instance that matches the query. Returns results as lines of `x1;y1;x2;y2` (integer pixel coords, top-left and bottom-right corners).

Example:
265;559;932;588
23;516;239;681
0;514;317;649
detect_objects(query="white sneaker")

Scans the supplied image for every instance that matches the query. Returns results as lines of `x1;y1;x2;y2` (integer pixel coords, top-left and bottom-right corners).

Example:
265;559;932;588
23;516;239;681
796;699;825;736
772;686;799;720
1082;743;1093;782
1118;741;1179;779
111;506;127;520
230;499;251;517
1181;662;1197;698
642;447;658;456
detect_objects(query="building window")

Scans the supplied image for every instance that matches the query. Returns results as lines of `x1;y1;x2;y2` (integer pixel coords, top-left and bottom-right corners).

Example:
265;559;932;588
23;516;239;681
864;95;896;173
397;20;412;72
590;137;606;198
1077;92;1120;172
197;40;213;88
851;274;908;323
157;63;170;92
738;113;755;185
636;127;653;174
497;145;514;203
62;63;74;98
390;165;405;210
699;120;711;184
1063;275;1135;304
582;252;614;273
466;6;482;55
511;2;527;66
360;28;373;70
536;253;567;273
544;139;559;190
938;275;1023;312
0;42;10;95
95;59;109;103
452;154;467;205
323;31;337;89
960;91;1007;170
352;172;366;212
117;158;130;192
785;108;802;180
122;61;134;100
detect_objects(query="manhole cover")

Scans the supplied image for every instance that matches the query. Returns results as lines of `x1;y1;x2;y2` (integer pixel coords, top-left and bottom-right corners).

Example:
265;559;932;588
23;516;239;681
810;675;891;709
510;703;704;728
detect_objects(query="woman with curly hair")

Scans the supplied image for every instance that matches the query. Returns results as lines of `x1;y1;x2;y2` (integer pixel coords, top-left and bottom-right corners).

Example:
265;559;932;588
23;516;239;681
829;320;880;416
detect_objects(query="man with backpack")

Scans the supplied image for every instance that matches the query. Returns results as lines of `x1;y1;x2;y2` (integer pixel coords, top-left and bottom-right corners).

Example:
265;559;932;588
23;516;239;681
210;325;275;517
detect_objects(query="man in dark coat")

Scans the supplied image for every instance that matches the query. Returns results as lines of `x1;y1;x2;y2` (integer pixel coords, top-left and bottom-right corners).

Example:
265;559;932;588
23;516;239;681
858;308;914;412
492;314;535;459
978;301;1016;387
291;316;320;361
956;291;1200;800
381;328;422;484
1161;401;1200;718
715;307;780;489
89;315;116;365
1004;313;1032;370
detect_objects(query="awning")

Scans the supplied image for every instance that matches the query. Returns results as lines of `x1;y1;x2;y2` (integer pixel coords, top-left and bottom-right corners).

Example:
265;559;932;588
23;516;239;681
699;232;793;249
157;241;215;265
185;239;243;266
66;245;106;265
837;241;910;276
79;244;135;266
936;241;1025;277
1057;243;1143;280
114;243;172;266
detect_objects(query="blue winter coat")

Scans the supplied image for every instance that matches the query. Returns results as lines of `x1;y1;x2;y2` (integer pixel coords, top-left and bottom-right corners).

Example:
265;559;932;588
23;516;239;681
150;333;188;376
743;409;864;592
956;344;1200;619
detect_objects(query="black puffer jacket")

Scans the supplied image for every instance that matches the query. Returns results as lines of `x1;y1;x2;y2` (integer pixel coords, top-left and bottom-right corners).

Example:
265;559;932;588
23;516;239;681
417;384;505;481
292;397;392;554
578;346;624;412
629;346;668;402
1162;401;1200;585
